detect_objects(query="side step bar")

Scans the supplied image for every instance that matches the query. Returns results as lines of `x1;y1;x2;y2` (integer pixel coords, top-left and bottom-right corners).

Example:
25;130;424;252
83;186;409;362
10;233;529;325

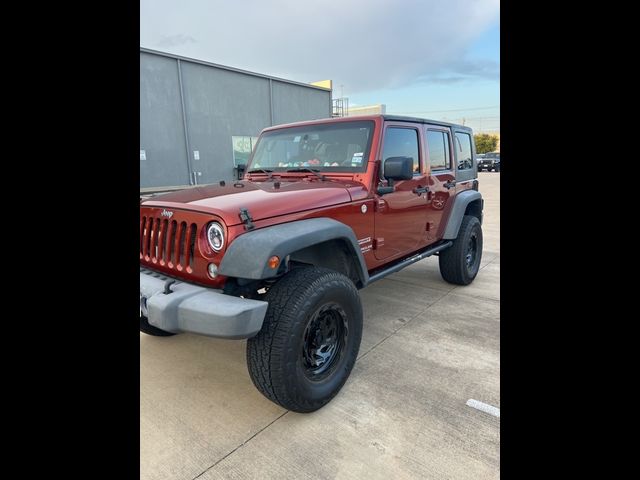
366;241;453;285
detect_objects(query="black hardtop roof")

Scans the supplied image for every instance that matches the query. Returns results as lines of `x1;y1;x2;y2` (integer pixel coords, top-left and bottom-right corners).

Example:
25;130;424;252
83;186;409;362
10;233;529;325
381;114;472;132
262;114;473;133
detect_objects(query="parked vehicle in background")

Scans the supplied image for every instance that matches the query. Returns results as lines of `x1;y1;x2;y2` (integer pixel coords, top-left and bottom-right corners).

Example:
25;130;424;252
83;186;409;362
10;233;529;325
140;115;484;412
476;153;486;172
477;152;500;172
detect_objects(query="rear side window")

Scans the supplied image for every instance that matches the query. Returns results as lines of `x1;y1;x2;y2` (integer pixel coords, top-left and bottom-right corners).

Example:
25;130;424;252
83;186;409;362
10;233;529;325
426;130;451;170
454;132;473;170
382;127;420;173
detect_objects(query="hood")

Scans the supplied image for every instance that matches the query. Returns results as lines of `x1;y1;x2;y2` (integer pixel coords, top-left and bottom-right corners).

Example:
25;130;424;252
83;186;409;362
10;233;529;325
142;178;360;226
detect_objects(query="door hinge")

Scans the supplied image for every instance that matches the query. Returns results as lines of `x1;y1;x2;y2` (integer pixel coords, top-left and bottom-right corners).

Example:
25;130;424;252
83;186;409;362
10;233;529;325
375;199;387;212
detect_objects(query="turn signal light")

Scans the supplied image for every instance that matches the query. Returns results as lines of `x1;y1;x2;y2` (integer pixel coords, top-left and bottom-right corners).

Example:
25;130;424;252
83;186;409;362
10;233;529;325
268;256;280;269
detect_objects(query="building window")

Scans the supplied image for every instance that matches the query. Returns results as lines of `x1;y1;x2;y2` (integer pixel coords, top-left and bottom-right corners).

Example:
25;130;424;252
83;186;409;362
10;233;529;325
454;132;473;170
426;130;451;170
232;136;258;166
382;127;420;173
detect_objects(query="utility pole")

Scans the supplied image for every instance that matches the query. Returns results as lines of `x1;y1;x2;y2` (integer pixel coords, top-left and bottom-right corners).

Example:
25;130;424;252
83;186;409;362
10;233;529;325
462;117;466;126
340;84;344;98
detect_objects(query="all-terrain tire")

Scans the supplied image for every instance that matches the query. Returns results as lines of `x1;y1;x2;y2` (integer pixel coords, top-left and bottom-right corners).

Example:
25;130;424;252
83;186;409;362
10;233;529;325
246;266;363;413
140;315;175;336
439;215;483;285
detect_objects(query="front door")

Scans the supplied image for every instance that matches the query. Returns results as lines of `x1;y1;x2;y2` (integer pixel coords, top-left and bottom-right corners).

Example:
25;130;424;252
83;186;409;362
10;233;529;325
374;123;429;261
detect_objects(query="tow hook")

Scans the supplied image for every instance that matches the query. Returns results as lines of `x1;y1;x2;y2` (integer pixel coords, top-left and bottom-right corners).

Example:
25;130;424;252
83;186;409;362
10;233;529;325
163;279;176;294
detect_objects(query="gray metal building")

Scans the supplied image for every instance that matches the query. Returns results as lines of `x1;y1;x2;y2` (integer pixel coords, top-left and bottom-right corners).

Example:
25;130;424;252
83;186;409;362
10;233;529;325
140;48;332;189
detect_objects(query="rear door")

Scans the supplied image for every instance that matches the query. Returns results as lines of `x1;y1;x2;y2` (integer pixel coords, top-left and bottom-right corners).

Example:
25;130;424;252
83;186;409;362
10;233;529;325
373;122;429;261
424;125;456;242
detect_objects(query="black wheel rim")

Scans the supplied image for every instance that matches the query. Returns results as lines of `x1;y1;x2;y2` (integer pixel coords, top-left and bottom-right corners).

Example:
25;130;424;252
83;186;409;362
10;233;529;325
302;303;348;380
466;234;478;269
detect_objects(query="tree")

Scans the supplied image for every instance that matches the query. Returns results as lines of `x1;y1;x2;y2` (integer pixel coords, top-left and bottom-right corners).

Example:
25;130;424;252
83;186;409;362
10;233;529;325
474;134;498;154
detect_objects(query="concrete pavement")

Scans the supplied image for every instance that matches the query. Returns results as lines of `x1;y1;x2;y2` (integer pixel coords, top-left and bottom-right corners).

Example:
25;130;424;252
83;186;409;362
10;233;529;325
140;172;500;480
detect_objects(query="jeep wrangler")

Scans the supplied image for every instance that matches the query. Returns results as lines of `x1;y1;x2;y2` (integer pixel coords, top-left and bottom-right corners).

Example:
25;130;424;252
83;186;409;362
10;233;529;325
140;115;483;413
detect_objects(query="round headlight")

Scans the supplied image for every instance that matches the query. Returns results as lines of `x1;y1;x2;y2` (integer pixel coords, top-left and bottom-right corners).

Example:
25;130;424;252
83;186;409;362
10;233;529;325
207;222;225;251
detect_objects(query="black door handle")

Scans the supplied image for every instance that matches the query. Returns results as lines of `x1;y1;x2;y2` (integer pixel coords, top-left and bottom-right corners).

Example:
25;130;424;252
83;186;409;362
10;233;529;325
443;180;456;189
413;186;429;196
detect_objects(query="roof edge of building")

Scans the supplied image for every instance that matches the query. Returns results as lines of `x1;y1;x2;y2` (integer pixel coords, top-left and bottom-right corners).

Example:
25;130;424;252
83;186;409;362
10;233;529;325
140;47;332;92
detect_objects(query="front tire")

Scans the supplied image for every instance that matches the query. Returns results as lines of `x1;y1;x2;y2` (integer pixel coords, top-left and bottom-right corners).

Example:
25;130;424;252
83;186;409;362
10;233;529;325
439;215;483;285
247;266;363;413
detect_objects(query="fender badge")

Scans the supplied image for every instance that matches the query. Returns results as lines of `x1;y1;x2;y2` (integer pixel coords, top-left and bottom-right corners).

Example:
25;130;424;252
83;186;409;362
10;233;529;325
361;204;368;214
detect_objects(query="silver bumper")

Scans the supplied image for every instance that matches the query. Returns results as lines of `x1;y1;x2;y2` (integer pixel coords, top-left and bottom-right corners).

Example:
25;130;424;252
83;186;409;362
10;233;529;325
140;269;268;339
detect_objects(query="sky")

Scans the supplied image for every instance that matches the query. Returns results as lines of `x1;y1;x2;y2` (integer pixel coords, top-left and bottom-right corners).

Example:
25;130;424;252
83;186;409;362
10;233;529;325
140;0;500;133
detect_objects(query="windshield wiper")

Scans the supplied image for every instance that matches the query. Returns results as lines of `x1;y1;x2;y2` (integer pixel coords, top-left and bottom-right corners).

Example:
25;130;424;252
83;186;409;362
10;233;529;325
247;168;273;180
286;168;325;181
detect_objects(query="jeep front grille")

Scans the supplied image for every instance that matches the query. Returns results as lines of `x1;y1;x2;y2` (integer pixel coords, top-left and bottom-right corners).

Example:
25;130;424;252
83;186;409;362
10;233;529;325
140;215;197;272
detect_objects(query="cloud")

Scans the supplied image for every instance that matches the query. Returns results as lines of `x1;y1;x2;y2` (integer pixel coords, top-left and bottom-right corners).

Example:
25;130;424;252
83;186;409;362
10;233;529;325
141;0;499;93
417;59;500;85
155;34;196;48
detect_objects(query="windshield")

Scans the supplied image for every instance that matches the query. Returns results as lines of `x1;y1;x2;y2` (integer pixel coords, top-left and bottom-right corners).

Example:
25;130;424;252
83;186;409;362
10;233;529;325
250;120;374;173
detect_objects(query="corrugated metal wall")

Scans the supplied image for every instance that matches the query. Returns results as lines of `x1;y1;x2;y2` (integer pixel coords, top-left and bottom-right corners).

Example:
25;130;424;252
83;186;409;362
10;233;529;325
140;49;332;188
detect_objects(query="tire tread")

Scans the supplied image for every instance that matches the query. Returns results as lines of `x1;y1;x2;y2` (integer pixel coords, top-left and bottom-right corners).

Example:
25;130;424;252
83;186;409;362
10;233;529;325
246;266;362;412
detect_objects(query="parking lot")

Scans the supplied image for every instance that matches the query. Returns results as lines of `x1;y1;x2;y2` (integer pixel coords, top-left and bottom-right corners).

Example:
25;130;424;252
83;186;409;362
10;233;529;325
141;172;500;480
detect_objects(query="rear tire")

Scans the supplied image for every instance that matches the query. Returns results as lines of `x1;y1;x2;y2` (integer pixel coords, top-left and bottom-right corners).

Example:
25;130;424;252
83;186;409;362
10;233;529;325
140;315;175;336
247;266;363;413
439;215;483;285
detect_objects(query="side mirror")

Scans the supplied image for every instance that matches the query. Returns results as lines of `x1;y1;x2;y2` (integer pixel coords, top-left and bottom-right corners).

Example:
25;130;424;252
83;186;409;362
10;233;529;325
383;156;414;181
377;156;414;195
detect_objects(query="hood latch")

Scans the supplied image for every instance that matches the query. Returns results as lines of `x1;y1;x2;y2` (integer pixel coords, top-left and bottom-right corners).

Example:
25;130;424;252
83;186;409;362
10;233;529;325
239;207;255;231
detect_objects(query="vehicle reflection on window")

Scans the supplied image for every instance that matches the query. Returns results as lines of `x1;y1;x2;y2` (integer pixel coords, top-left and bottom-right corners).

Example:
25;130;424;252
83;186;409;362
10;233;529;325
455;132;474;170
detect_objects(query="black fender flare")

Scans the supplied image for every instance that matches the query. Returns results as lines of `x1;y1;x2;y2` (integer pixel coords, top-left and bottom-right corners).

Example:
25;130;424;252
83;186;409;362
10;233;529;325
442;190;483;239
218;218;370;286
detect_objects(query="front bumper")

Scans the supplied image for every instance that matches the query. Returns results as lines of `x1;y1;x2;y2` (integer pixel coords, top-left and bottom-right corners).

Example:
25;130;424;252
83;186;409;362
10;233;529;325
140;268;268;339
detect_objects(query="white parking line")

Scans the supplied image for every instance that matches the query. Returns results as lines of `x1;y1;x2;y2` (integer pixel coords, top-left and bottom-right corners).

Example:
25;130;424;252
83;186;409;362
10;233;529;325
466;399;500;418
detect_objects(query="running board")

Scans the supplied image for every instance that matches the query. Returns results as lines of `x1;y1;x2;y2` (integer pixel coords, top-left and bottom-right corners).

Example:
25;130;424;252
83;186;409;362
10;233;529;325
366;241;453;285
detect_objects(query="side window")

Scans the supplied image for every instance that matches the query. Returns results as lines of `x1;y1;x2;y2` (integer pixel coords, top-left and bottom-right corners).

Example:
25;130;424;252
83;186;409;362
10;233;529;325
232;136;259;166
454;132;473;170
426;130;451;170
382;127;420;173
